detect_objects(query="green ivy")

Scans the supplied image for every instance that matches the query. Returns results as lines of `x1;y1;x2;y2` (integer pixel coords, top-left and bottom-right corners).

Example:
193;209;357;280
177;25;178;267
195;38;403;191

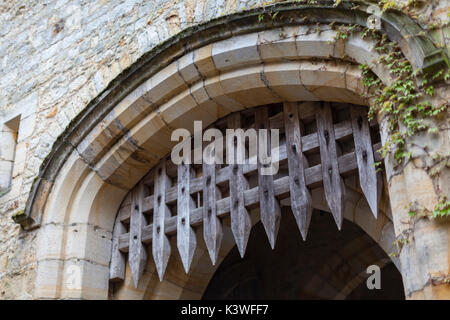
433;197;450;218
334;24;359;40
357;27;449;166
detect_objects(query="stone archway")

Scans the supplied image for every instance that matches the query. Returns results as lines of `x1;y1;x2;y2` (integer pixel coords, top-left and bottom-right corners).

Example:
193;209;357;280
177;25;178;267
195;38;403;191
26;4;448;300
108;100;399;299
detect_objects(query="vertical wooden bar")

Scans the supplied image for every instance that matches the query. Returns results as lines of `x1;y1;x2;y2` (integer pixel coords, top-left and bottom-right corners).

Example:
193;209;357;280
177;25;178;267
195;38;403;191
255;106;281;249
377;171;383;209
129;181;147;288
152;159;172;281
110;218;126;281
350;106;378;218
283;102;313;240
227;113;251;258
203;159;223;265
177;162;197;273
316;102;345;230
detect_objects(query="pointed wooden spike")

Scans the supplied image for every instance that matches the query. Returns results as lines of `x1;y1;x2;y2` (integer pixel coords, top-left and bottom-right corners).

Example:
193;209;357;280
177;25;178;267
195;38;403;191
152;160;172;281
283;102;313;240
255;106;281;249
177;162;197;273
202;162;223;265
110;219;126;281
350;106;378;218
117;141;384;251
316;102;345;230
227;114;251;258
129;182;147;288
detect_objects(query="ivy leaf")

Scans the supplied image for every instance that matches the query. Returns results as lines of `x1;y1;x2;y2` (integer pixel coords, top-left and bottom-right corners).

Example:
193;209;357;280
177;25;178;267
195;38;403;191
444;70;450;81
258;13;264;22
433;197;450;218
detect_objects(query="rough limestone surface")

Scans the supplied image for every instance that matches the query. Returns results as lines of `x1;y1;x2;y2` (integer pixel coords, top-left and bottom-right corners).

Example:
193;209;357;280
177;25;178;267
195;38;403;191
0;0;448;299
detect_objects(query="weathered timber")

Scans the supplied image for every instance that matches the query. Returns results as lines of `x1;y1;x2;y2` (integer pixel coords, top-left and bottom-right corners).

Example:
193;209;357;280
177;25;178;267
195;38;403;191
316;102;345;230
118;118;373;222
227;113;251;258
350;106;378;218
202;156;223;265
283;102;313;240
255;106;281;249
111;103;386;288
129;181;147;287
109;218;126;281
117;142;382;251
152;160;172;281
109;100;389;290
177;162;197;273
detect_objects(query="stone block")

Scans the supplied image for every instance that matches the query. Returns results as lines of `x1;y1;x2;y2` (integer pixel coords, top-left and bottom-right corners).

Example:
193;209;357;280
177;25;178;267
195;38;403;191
36;223;65;261
260;61;318;101
177;51;201;84
218;64;279;107
17;114;36;143
12;141;28;178
212;33;260;71
193;44;217;78
0;161;13;191
64;223;112;267
60;259;110;299
203;74;244;111
257;26;299;62
35;259;63;299
144;61;187;105
296;29;334;58
189;80;237;118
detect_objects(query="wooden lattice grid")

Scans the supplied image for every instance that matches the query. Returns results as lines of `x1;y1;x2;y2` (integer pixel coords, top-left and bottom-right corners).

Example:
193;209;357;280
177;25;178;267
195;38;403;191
109;101;383;287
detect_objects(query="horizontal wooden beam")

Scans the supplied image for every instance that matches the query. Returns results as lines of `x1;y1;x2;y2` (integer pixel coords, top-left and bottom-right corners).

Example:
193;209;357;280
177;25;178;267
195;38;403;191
118;142;382;252
118;118;376;223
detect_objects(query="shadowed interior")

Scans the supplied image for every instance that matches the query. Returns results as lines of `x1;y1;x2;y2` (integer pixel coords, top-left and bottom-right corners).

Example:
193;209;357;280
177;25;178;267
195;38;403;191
202;208;404;300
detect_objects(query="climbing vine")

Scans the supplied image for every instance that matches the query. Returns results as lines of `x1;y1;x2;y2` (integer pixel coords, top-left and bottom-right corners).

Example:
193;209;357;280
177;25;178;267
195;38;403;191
329;23;447;164
321;9;449;219
359;36;449;218
433;197;450;218
252;1;449;221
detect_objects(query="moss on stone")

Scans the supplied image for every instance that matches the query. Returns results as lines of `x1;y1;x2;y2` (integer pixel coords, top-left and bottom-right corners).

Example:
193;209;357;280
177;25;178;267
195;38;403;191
11;209;26;223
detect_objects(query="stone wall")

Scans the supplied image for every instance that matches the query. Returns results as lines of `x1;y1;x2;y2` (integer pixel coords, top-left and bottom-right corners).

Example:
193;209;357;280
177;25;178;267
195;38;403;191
0;0;249;299
0;0;448;299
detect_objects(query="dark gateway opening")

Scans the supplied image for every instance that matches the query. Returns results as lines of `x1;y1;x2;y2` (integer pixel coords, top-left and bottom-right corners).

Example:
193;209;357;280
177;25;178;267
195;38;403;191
203;209;405;300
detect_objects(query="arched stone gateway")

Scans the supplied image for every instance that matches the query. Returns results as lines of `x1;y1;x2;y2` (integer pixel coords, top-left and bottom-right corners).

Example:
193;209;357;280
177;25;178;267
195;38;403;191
109;101;401;299
16;2;447;300
110;102;385;285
